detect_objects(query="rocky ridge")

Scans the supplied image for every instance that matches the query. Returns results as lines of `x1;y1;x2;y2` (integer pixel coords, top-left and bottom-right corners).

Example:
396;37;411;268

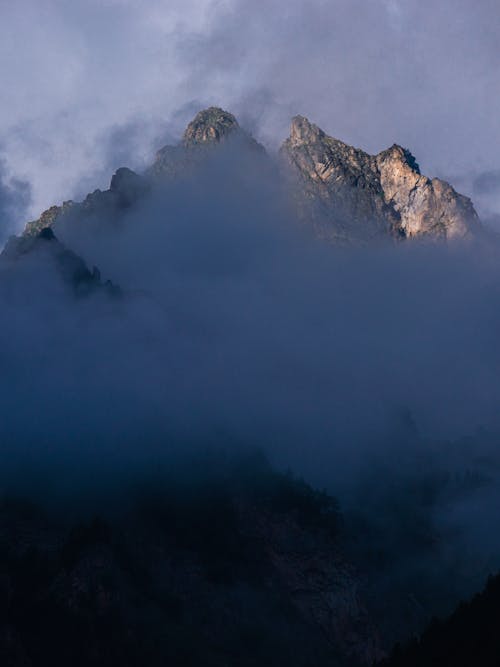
22;107;481;244
281;115;480;241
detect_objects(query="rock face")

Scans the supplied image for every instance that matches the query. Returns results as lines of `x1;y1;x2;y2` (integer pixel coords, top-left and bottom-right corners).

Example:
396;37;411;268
22;107;482;243
376;144;479;239
281;116;401;242
281;116;481;242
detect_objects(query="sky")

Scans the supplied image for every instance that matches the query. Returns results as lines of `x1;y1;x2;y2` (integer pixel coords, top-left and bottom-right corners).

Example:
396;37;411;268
0;0;499;228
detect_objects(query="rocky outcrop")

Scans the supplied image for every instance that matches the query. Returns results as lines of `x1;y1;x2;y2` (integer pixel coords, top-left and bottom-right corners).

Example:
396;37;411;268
376;144;480;239
24;200;75;237
281;116;481;242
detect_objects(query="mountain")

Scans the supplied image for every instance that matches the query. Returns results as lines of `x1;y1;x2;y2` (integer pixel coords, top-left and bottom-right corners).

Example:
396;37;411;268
22;107;481;243
281;116;480;242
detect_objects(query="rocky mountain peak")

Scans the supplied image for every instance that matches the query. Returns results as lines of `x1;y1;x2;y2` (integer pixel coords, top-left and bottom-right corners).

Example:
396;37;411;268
182;106;240;147
289;115;324;145
378;144;421;175
281;116;399;242
281;115;481;241
150;107;265;178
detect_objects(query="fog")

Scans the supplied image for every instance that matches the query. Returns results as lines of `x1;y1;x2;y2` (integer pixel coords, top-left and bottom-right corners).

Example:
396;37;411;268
2;137;500;641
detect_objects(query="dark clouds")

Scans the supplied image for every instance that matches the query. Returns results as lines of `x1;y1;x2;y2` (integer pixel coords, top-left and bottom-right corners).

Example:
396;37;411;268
1;0;499;226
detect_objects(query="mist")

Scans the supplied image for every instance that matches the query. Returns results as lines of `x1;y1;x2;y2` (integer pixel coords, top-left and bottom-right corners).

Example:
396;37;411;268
0;137;499;622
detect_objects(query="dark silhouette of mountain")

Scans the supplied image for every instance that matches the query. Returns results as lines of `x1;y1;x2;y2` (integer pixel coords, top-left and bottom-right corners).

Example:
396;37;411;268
379;572;500;667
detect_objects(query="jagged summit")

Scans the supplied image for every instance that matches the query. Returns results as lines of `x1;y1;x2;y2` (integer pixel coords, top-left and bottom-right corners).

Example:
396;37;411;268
22;107;482;243
182;107;240;146
289;115;324;144
281;114;480;241
378;144;421;175
150;106;265;178
281;115;400;242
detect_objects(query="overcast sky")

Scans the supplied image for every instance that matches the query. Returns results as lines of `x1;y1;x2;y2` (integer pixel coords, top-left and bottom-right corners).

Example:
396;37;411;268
0;0;499;227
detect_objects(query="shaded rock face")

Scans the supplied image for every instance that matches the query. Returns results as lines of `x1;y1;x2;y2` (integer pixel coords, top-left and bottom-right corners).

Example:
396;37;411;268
281;116;481;242
22;106;481;244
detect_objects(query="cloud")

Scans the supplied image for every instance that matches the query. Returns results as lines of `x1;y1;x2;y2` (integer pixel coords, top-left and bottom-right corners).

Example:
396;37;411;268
0;159;30;244
474;170;500;196
1;0;499;226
